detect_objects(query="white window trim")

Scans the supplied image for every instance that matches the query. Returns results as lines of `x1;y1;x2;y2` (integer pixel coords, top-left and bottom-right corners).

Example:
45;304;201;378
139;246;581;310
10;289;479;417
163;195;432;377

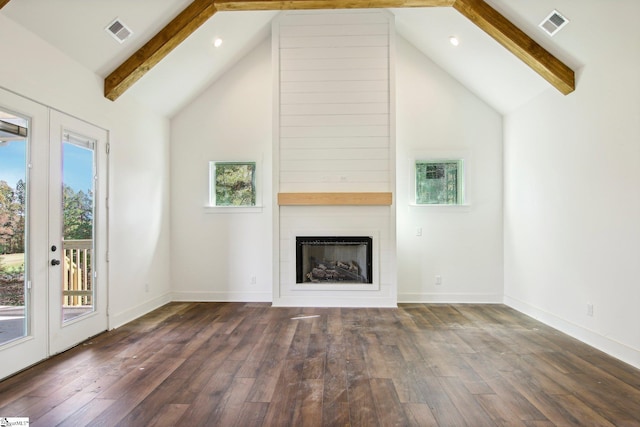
409;148;471;208
205;157;263;214
204;205;263;214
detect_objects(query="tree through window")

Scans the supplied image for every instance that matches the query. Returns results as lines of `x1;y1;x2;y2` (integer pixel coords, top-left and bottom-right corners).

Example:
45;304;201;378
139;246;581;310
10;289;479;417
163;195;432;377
415;160;464;205
210;161;256;206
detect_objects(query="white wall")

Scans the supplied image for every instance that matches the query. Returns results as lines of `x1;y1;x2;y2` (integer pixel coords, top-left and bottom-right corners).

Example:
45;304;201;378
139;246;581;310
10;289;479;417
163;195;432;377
504;1;640;368
0;14;172;328
170;38;273;302
396;36;504;302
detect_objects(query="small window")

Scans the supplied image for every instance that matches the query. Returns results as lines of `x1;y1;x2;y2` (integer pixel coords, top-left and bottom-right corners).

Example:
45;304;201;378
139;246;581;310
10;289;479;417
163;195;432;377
415;160;464;205
209;161;256;206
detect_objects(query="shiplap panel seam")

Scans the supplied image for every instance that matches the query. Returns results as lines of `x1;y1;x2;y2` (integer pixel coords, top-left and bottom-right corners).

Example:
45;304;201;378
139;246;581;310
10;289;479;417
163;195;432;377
280;137;390;149
278;12;390;26
280;35;389;48
281;92;389;104
281;81;388;93
280;69;388;82
280;159;390;172
281;57;388;71
280;46;388;59
280;126;389;138
280;23;389;37
280;103;389;115
279;172;391;180
278;183;391;193
281;148;389;160
281;114;389;127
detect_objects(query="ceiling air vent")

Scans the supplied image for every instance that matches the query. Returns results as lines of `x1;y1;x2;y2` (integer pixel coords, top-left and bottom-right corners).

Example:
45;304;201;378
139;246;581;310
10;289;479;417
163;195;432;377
105;18;133;44
539;10;569;36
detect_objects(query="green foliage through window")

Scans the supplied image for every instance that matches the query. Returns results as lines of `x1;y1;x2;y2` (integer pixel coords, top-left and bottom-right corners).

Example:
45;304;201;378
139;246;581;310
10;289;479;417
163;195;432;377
0;179;25;255
416;160;464;205
63;185;93;240
212;162;256;206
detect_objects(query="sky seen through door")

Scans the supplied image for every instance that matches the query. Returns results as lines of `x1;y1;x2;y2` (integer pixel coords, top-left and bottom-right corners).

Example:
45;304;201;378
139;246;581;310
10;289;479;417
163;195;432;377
0;142;92;192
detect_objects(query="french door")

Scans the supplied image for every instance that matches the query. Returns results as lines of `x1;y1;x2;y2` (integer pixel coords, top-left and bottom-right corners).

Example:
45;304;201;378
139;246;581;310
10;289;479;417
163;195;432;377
48;110;108;355
0;90;108;379
0;89;49;379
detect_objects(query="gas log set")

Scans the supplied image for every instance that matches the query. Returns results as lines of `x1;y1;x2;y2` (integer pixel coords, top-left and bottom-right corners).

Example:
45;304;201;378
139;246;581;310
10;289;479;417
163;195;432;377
305;258;365;283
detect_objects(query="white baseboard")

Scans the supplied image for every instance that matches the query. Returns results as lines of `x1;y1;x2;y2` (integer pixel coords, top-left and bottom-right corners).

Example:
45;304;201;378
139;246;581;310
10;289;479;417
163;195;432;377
109;292;172;330
171;291;272;302
504;295;640;370
398;293;503;304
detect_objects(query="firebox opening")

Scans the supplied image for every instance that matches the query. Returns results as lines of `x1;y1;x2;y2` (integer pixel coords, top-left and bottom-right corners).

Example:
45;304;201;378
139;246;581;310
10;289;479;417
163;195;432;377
296;236;373;284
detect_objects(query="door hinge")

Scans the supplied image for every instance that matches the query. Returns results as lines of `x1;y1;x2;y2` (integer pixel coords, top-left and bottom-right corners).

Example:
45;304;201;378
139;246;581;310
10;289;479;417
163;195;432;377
27;280;32;290
106;142;110;154
106;251;109;262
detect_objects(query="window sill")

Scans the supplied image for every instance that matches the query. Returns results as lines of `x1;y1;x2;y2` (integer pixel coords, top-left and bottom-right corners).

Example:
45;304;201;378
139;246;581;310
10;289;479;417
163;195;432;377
204;205;263;214
409;203;471;211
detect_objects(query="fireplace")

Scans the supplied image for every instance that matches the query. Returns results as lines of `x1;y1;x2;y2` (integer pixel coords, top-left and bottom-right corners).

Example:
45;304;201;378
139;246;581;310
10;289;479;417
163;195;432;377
296;236;373;284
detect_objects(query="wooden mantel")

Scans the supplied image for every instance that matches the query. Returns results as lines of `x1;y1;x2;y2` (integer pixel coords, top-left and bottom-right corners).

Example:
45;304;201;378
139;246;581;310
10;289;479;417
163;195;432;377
278;192;393;206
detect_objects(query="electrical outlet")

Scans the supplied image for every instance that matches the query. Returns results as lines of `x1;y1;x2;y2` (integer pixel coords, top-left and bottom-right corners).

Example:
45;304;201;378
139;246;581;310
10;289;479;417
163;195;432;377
586;303;594;317
145;283;149;292
250;276;257;285
435;275;442;286
416;227;422;237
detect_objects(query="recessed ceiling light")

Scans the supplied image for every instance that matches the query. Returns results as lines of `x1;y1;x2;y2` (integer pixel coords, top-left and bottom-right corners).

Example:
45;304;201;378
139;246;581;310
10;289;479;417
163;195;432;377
213;38;223;48
449;36;460;47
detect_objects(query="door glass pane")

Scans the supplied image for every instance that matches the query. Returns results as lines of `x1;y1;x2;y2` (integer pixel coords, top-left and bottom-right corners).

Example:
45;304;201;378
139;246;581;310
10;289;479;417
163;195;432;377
62;135;95;323
0;111;29;346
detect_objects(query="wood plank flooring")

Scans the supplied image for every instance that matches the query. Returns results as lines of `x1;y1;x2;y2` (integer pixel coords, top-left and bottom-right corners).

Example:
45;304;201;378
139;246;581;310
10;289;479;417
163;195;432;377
1;302;639;426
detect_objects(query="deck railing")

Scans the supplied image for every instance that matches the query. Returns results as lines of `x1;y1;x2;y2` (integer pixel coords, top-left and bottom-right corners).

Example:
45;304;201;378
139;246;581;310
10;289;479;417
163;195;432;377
63;239;92;307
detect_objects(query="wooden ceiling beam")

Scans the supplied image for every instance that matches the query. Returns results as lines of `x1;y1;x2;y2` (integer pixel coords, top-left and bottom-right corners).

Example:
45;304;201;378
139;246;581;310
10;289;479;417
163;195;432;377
453;0;575;94
104;0;217;101
214;0;453;12
0;0;11;9
104;0;575;101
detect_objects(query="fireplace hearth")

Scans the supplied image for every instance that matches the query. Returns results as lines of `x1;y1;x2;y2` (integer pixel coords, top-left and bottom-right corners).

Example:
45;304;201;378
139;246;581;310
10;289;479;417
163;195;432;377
296;236;373;284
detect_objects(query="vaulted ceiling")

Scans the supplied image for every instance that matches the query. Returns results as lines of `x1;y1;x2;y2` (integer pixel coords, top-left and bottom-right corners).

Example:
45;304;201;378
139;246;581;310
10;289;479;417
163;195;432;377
1;0;580;116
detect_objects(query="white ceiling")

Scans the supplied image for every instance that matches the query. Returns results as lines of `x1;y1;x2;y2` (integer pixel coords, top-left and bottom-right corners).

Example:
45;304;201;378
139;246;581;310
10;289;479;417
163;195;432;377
2;0;579;117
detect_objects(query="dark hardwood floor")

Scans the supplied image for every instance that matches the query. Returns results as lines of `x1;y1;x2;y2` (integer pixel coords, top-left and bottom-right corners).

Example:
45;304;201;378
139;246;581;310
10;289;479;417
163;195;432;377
1;302;639;426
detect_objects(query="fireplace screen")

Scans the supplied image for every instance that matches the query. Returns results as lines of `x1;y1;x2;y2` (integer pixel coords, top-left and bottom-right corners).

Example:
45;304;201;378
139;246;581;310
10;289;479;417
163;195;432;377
296;236;373;284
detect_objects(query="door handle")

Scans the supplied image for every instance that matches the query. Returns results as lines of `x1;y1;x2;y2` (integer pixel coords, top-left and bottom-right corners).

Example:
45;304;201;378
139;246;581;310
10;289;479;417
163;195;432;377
51;259;61;266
